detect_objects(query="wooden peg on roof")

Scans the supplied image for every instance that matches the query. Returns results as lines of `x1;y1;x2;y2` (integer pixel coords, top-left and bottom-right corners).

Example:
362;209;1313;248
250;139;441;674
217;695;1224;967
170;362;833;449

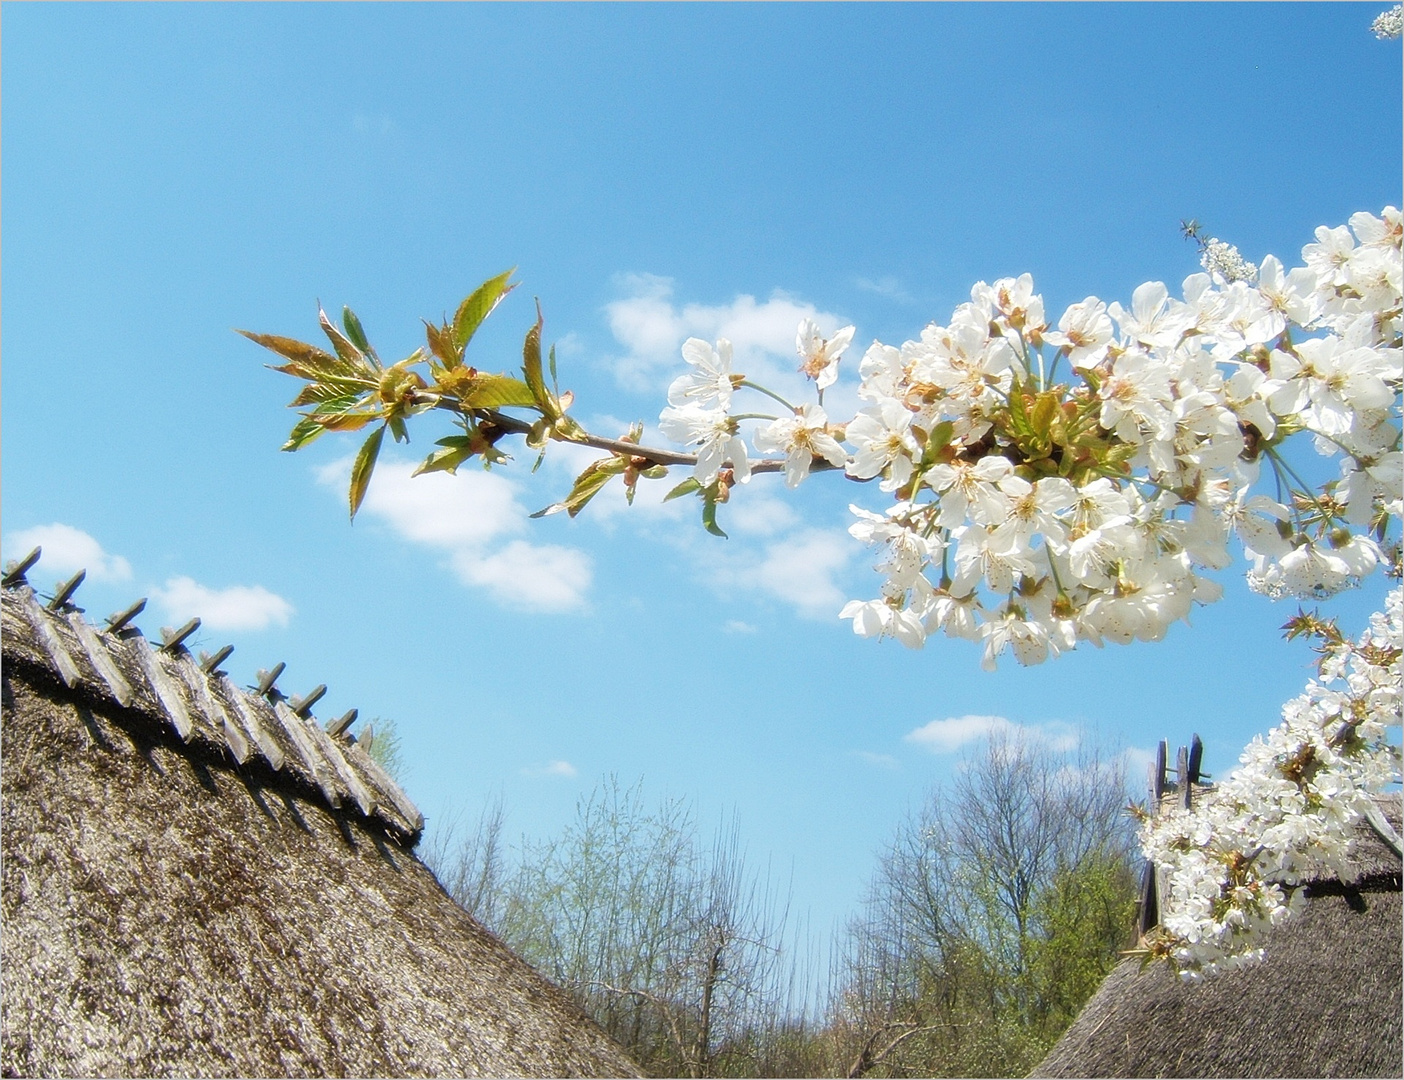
1;547;42;588
104;598;147;635
1137;860;1159;935
255;662;286;699
200;644;235;674
159;618;201;653
290;684;327;718
1177;744;1192;810
326;708;358;738
46;570;87;612
1149;740;1168;807
1188;734;1205;785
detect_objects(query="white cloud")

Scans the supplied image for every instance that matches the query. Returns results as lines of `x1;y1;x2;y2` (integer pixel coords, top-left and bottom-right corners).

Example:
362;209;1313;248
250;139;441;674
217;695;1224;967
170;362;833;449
451;540;592;612
1120;745;1157;787
723;619;757;634
725;491;799;538
151;577;294;632
905;714;1015;753
904;714;1082;755
734;529;850;619
603;274;852;396
321;457;523;548
522;759;578;779
317;455;593;613
854;750;900;770
5;523;132;583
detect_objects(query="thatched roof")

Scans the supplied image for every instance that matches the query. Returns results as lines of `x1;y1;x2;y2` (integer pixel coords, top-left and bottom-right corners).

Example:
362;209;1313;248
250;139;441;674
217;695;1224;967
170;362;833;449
1031;794;1403;1079
1;573;641;1078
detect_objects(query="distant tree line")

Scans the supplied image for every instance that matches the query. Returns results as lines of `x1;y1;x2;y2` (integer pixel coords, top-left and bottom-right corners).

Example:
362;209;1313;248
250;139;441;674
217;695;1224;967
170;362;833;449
422;733;1138;1078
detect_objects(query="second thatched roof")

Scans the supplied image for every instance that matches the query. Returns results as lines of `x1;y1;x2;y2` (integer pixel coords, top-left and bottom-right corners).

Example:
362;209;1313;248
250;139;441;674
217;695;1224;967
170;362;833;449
1031;795;1403;1079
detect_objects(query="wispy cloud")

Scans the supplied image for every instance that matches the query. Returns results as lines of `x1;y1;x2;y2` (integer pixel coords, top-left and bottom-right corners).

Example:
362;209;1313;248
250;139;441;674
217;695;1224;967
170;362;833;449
1119;745;1157;786
522;759;578;779
723;619;757;634
700;527;851;621
602;274;853;398
4;523;132;583
317;456;593;613
854;750;900;770
904;715;1081;754
151;577;294;632
854;275;916;304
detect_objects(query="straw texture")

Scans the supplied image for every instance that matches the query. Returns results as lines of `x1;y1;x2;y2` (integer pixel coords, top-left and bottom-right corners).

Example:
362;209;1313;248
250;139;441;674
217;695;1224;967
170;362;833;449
1032;796;1402;1079
2;587;641;1078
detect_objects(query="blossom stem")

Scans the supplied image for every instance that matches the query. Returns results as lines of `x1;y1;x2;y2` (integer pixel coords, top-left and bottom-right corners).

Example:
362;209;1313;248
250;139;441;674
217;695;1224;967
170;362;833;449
738;380;800;414
1262;445;1339;525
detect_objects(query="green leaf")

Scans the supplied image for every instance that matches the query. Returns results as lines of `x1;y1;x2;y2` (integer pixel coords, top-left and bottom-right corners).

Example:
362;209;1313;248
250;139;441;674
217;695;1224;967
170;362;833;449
349;424;386;520
282;415;327;452
389;416;409;443
548;343;559;394
701;488;728;538
319;306;369;371
342;306;377;363
290;383;366;408
424;320;459;367
921;420;955;467
664;477;702;502
460;373;538;410
238;330;342;379
413;440;476;476
522;305;553;417
452;269;517;350
531;458;621;519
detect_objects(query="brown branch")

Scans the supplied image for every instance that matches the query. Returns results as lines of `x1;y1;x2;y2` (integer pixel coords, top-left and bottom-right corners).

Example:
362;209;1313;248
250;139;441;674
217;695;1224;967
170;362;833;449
414;391;855;478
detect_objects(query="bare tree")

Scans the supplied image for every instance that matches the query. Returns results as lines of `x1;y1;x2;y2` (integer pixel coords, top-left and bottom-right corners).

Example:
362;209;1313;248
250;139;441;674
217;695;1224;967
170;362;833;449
832;731;1137;1078
428;777;811;1077
422;793;508;926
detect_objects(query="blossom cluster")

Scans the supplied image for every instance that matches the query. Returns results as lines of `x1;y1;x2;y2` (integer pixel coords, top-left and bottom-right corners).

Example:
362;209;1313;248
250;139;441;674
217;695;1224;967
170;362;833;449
657;209;1402;670
1372;3;1403;39
1138;585;1402;979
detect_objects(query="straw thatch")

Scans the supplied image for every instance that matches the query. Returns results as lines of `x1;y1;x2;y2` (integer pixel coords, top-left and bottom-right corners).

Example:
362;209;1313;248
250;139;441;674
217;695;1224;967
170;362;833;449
1;581;641;1078
1031;795;1403;1079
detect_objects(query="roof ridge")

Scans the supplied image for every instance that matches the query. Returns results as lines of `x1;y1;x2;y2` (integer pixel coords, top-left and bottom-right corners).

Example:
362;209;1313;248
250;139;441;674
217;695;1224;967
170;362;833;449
0;553;423;844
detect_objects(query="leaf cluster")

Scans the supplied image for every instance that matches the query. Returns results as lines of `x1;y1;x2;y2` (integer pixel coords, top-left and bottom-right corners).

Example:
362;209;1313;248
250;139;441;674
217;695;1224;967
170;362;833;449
243;271;609;521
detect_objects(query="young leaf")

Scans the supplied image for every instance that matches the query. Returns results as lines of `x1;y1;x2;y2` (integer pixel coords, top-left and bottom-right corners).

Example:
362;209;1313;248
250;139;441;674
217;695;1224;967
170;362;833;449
522;305;553;417
413;439;477;477
342;306;378;364
424;320;459;367
664;477;702;502
530;458;621;519
282;415;328;452
548;343;559;395
701;487;728;538
452;269;517;350
349;424;386;520
460;374;537;410
319;306;369;371
238;330;341;379
290;383;366;408
310;409;383;433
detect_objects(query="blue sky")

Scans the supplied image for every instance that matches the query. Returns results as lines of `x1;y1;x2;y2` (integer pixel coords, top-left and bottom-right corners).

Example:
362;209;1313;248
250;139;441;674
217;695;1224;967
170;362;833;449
4;3;1401;951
